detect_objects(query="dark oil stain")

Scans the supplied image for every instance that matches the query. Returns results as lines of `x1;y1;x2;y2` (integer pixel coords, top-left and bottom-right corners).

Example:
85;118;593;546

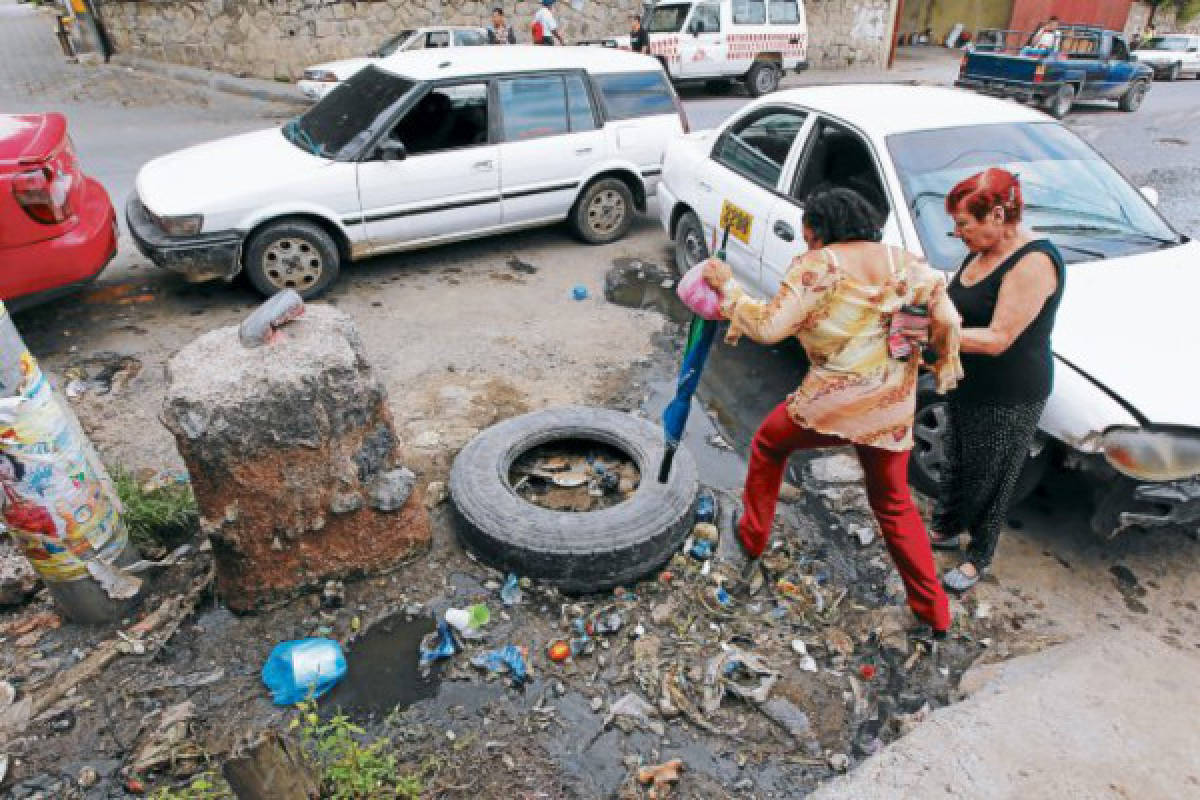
1109;565;1149;614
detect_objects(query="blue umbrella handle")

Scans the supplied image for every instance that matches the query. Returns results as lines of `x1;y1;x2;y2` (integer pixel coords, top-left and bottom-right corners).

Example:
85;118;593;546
657;443;677;484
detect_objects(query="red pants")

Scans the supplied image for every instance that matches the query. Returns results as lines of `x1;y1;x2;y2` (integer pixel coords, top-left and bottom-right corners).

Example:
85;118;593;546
739;401;951;632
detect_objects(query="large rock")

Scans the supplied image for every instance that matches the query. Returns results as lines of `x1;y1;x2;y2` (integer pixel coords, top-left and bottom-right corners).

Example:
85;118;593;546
0;535;39;607
162;305;429;612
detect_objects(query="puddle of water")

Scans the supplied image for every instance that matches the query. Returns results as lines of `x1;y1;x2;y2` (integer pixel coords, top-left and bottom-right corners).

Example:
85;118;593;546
323;614;440;718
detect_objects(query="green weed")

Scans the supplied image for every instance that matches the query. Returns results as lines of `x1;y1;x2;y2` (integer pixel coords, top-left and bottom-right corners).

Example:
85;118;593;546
112;467;198;550
149;772;232;800
294;700;422;799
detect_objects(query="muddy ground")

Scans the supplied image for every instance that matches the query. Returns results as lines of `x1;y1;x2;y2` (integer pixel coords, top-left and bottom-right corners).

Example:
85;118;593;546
0;233;1051;799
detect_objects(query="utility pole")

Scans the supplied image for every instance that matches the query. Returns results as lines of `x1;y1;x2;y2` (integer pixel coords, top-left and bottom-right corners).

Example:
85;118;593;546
0;302;142;623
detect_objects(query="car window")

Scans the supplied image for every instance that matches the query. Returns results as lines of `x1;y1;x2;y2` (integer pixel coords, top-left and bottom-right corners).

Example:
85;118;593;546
648;4;692;33
593;71;677;119
1062;34;1099;58
733;0;766;25
375;31;415;57
566;73;598;132
426;31;451;48
888;122;1179;270
1141;36;1190;51
1111;37;1130;61
690;4;721;34
500;75;569;141
289;66;416;159
455;30;487;46
713;108;807;188
390;82;489;156
768;0;800;24
793;120;889;214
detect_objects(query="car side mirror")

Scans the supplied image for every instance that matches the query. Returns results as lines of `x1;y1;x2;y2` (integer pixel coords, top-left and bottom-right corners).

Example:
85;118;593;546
379;138;406;162
1189;47;1199;53
1140;186;1160;207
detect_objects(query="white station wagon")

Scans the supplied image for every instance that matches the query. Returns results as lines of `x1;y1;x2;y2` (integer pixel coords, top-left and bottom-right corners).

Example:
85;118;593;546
659;84;1200;539
128;47;687;298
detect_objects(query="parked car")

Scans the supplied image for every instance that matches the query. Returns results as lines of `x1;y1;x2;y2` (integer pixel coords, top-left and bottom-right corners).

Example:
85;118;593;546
1132;33;1200;81
298;26;489;100
955;25;1152;118
129;47;688;299
658;84;1199;539
582;0;808;96
0;113;117;311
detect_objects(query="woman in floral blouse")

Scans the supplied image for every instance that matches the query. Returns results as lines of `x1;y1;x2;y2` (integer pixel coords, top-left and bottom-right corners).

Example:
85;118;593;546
705;188;962;635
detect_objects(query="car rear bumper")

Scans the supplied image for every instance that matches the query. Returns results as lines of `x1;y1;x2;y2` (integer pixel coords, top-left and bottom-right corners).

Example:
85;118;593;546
1092;475;1200;539
955;77;1057;102
126;194;243;282
1;176;117;310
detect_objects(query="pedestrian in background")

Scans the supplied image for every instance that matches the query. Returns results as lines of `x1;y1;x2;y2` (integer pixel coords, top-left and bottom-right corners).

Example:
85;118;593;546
532;0;565;45
704;188;963;637
487;7;516;44
931;168;1065;592
630;13;650;54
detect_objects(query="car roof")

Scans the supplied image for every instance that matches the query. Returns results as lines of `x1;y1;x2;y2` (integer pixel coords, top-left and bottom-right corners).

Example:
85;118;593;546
763;84;1050;137
375;45;662;80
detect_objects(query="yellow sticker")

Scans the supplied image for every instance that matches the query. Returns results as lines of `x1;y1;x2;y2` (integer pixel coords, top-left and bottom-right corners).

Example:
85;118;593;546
719;200;753;245
70;0;88;14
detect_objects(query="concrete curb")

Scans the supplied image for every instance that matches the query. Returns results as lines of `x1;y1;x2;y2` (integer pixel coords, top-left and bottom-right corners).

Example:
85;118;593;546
109;54;310;108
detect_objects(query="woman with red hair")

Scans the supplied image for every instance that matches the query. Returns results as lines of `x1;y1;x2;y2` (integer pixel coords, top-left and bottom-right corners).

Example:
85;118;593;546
933;168;1066;591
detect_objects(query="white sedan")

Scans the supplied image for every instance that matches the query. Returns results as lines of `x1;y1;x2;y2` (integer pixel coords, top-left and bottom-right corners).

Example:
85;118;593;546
298;27;489;100
658;84;1200;539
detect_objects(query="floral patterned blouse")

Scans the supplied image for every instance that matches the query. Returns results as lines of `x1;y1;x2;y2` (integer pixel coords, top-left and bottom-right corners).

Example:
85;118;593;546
719;245;963;451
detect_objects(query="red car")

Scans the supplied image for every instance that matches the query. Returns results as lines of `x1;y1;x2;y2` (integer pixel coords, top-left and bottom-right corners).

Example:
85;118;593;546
0;113;117;310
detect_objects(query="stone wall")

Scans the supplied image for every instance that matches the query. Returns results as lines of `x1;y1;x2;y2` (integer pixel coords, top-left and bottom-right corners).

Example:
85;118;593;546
95;0;898;80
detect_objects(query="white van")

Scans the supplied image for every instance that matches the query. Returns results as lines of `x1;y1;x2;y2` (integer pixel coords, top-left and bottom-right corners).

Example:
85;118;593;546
588;0;808;96
1132;33;1200;80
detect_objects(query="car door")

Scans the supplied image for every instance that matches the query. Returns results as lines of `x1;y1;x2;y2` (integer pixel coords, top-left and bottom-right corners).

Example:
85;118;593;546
696;106;811;288
1104;36;1137;97
678;3;726;78
355;81;500;249
497;72;604;225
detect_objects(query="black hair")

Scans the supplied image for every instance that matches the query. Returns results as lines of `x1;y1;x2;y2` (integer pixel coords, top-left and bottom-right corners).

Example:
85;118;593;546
0;452;25;482
802;187;882;245
493;6;504;13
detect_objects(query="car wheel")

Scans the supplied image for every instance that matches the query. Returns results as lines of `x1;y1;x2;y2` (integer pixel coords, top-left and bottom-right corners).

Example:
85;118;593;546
745;62;780;97
1046;84;1075;119
673;210;709;275
571;177;635;244
1118;80;1148;112
449;406;698;593
909;389;1049;505
243;219;340;299
1167;62;1181;81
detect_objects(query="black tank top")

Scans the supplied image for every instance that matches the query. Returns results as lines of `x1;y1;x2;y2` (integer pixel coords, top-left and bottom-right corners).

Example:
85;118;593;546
947;239;1065;404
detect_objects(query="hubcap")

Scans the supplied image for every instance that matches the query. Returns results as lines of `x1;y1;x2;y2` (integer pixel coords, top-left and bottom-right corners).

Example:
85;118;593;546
587;189;626;235
912;402;948;484
263;237;323;291
681;224;707;268
756;67;776;93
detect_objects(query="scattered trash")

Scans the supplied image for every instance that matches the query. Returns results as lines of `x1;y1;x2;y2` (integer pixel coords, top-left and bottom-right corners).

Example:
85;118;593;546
591;696;605;712
126;777;147;794
1;611;62;637
637;758;684;795
547;640;571;662
500;573;523;606
713;586;733;607
419;620;460;670
605;692;665;736
849;524;876;548
571;285;589;301
321;580;345;609
828;752;850;772
695;489;717;523
261;638;347;706
239;289;305;348
824;628;855;659
973;602;992;620
706;433;733;451
703;648;779;713
445;604;490;639
471;645;529;686
791;640;818;672
129;701;201;775
760;697;810;741
859;664;877;681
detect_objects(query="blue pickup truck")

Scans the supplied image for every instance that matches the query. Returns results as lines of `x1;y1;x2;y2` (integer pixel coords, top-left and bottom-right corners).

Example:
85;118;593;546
956;25;1153;118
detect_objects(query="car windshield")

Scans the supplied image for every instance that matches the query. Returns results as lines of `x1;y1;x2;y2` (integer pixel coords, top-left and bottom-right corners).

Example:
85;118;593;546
374;30;416;57
1140;36;1190;51
648;4;691;32
888;122;1180;270
284;66;416;160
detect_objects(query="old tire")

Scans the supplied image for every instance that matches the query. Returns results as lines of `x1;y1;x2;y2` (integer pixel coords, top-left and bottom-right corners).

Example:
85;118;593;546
450;406;699;593
673;209;709;274
571;177;635;244
1046;84;1075;119
745;62;780;97
243;219;341;299
1119;80;1148;112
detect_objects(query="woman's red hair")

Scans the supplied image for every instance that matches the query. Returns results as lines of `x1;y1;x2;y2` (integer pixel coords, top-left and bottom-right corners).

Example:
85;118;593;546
945;168;1023;223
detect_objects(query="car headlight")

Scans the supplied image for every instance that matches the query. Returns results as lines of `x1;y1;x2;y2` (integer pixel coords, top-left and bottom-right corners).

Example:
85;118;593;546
1100;426;1200;482
303;69;339;83
158;214;204;237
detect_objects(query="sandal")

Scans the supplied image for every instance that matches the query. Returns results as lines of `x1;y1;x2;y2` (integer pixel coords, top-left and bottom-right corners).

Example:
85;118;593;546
929;531;962;551
942;563;982;593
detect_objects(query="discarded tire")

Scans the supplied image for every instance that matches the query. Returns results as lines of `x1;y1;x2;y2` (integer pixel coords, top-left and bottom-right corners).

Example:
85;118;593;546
450;406;698;593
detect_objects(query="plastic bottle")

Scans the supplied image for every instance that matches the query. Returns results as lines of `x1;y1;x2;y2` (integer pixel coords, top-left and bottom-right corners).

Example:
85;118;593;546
695;489;717;524
261;638;347;706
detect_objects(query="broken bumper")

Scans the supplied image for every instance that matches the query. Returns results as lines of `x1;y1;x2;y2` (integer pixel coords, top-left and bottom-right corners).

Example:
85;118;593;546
955;77;1055;104
126;194;243;283
1092;474;1200;539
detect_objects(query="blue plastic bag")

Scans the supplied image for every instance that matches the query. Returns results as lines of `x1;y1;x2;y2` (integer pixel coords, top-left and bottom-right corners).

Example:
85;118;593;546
261;637;347;706
418;620;459;667
471;645;529;685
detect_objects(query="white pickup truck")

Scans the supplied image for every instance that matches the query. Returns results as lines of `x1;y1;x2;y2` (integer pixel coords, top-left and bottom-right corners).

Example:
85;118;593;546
586;0;808;96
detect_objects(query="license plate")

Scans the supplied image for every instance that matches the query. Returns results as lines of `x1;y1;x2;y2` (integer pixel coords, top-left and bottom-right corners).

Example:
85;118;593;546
719;200;754;245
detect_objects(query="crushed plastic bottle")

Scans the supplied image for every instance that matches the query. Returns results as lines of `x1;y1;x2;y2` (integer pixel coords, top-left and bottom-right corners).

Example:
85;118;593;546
500;574;523;606
261;638;347;706
689;539;714;560
695;489;717;524
445;604;490;639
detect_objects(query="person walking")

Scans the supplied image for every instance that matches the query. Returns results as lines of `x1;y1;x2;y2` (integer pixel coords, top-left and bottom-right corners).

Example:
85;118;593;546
487;7;516;44
931;168;1066;592
704;188;963;636
630;13;650;54
532;0;565;45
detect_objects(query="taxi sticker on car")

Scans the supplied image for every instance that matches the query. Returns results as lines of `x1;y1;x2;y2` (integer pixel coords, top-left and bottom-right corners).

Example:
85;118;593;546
719;200;753;245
